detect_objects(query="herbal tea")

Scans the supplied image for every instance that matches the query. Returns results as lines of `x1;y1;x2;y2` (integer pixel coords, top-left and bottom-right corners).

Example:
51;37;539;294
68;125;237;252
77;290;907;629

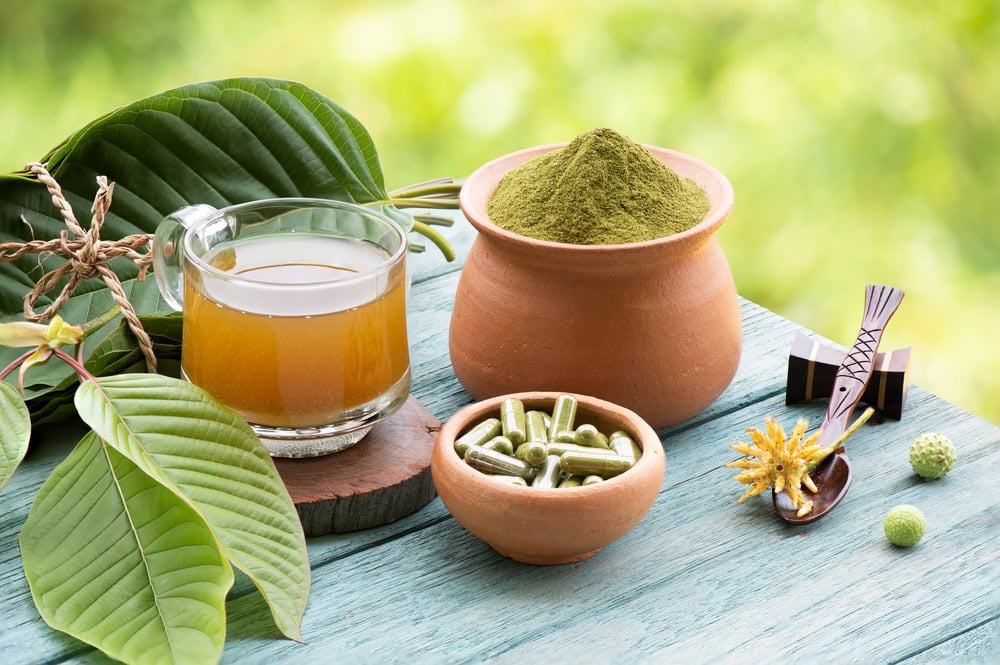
181;234;409;428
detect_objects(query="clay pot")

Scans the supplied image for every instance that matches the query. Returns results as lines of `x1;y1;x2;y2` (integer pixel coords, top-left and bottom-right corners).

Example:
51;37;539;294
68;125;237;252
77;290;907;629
450;144;741;429
431;392;665;564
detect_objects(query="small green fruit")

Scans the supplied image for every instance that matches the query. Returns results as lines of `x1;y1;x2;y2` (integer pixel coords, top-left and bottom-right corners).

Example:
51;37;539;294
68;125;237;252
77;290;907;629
909;432;957;479
883;504;926;547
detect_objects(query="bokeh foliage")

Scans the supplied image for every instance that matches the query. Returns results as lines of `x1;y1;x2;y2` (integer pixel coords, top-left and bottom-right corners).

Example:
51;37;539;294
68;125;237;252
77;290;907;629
2;0;996;423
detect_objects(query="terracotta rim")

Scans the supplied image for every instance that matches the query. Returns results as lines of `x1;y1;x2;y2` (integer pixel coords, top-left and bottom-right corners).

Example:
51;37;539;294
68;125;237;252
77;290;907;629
459;143;735;255
435;391;664;502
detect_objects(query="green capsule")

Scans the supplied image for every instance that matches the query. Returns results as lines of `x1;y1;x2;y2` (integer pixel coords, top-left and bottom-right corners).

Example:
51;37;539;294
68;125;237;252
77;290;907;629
515;440;547;466
558;475;584;488
455;418;502;457
609;431;642;466
554;430;577;443
500;398;527;446
483;435;514;456
582;475;604;486
531;456;562;488
574;424;610;449
465;445;535;480
545;441;619;458
542;412;552;430
525;410;549;443
559;451;633;478
548;394;578;441
487;474;528;487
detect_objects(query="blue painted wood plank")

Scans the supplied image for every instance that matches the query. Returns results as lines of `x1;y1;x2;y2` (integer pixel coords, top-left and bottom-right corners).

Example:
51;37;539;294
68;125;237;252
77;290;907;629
1;243;997;664
208;387;997;663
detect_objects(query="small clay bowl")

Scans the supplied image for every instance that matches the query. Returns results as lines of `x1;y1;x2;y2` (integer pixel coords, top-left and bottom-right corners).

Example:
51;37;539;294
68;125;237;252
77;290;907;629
431;392;665;565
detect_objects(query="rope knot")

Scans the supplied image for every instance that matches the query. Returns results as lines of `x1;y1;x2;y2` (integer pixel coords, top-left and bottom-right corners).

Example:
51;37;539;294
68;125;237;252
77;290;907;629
0;164;158;372
58;231;99;280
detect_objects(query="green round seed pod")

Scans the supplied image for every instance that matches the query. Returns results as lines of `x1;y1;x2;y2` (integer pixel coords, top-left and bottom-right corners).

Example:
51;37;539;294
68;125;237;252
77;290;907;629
909;432;957;480
883;504;926;547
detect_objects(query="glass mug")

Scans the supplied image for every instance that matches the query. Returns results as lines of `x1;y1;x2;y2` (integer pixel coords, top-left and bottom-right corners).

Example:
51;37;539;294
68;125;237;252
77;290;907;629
153;198;410;457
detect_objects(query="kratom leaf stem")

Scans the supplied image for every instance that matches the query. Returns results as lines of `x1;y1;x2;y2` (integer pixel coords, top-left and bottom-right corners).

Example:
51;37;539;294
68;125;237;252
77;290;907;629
0;349;36;383
389;178;461;199
412;221;456;262
82;304;123;336
413;214;455;227
370;197;461;209
51;347;95;383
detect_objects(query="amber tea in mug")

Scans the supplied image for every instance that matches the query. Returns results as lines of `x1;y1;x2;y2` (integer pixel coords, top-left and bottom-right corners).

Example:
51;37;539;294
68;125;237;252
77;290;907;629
154;199;410;456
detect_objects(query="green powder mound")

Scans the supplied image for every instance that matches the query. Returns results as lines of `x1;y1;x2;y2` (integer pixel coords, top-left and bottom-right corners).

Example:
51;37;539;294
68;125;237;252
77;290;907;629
488;128;711;245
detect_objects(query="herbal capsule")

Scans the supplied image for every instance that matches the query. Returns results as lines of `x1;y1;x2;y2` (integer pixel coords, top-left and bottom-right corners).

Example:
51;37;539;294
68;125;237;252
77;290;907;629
515;440;547;466
455;418;502;457
559;451;633;478
487;474;527;487
542;412;552;430
483;435;514;456
545;441;618;458
525;410;549;443
574;424;610;449
531;456;562;489
465;446;535;480
558;475;584;489
582;475;604;486
500;398;527;446
548;394;578;441
553;431;576;443
609;431;642;466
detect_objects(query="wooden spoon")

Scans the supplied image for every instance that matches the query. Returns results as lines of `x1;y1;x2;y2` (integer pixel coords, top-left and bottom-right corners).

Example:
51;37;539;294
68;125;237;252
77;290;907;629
774;284;905;524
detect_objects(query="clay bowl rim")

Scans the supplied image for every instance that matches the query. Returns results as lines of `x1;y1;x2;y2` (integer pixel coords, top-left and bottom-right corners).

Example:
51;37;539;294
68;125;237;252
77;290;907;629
459;142;735;255
433;391;665;503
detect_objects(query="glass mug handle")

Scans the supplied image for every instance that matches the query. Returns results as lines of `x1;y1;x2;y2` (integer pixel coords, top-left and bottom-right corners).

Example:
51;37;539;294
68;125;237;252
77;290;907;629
152;204;218;311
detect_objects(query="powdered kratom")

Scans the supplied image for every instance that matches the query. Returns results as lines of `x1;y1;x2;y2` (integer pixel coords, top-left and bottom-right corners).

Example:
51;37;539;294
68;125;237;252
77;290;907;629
488;128;710;245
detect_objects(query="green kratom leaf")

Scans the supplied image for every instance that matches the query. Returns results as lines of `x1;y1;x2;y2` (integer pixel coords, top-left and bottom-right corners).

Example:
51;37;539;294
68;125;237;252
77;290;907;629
74;373;310;641
0;77;405;309
0;381;30;491
0;77;428;424
20;431;232;665
1;77;396;241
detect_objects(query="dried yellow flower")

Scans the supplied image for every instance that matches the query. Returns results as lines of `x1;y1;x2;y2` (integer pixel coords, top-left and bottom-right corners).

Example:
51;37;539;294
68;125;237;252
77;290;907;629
0;315;82;349
0;321;49;348
726;408;874;517
0;315;84;392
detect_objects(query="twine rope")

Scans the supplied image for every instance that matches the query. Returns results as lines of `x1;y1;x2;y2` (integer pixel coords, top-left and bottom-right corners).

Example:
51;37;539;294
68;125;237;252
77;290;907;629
0;163;157;372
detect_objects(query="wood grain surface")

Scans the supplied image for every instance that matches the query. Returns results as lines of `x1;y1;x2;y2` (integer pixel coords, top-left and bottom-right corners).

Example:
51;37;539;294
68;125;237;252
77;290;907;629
1;217;997;664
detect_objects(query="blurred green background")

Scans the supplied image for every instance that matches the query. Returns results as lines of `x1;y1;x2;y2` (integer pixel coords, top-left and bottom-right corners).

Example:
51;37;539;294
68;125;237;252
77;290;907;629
2;0;997;424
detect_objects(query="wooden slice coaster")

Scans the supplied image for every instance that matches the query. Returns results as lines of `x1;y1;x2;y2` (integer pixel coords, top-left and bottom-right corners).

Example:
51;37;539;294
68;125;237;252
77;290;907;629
273;396;441;537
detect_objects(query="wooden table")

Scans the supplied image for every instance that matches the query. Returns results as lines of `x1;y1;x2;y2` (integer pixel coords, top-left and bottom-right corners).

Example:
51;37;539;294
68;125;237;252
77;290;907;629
2;223;998;664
